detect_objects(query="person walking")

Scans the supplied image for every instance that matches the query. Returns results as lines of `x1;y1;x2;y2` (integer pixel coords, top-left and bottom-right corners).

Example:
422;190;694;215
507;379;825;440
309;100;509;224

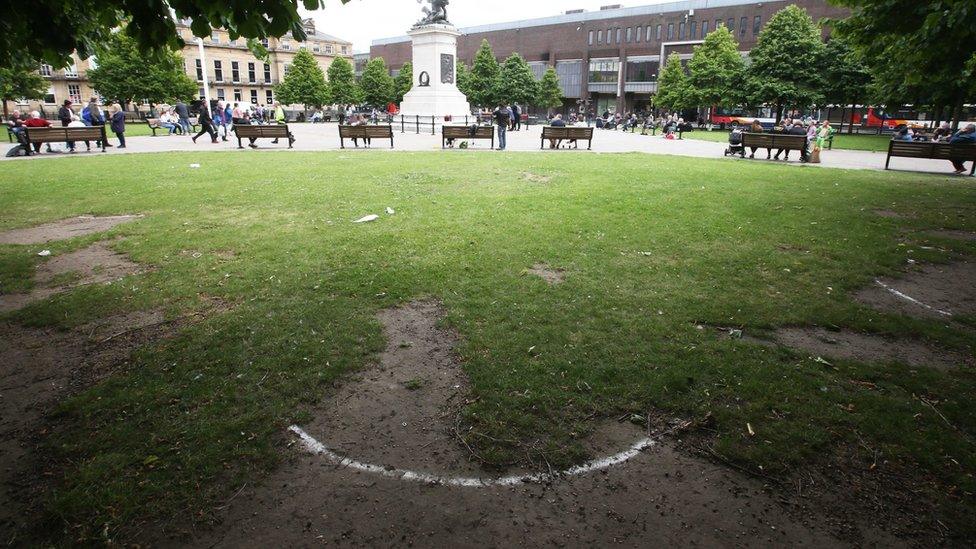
192;100;218;144
493;103;511;150
272;102;286;144
223;102;233;138
109;103;126;148
948;124;976;174
175;100;191;135
212;101;227;142
512;104;521;131
83;98;110;148
58;99;76;152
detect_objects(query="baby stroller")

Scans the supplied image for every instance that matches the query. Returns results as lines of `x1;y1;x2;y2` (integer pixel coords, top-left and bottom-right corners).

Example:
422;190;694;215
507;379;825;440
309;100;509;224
724;127;745;157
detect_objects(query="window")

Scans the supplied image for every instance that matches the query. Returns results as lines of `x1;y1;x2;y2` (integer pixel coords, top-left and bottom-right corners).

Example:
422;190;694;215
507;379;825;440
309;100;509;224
43;86;55;104
229;38;238;46
195;59;203;81
313;43;320;53
588;58;619;83
647;26;652;42
740;17;748;37
701;20;709;37
326;44;334;54
597;30;603;43
264;63;272;83
667;23;674;40
753;16;762;34
588;30;594;45
342;46;349;54
211;32;219;43
690;21;697;39
217;88;225;101
281;39;291;50
266;90;273;105
656;24;662;40
626;27;632;43
261;38;269;47
626;59;659;82
67;84;81;103
616;28;621;44
728;18;735;31
250;89;258;104
39;63;53;76
679;22;685;39
64;64;78;78
716;19;723;30
198;87;205;99
283;64;292;76
233;89;242;102
213;60;223;82
636;26;642;43
248;62;256;83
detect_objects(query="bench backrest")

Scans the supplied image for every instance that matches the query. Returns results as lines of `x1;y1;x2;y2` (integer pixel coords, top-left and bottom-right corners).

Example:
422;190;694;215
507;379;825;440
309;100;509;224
146;118;161;126
889;141;976;160
443;125;493;139
234;124;290;138
339;125;393;138
542;126;594;139
24;126;105;142
742;132;807;148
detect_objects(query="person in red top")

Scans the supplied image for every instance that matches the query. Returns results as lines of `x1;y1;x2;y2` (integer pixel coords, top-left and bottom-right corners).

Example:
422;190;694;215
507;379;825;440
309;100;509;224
23;111;51;153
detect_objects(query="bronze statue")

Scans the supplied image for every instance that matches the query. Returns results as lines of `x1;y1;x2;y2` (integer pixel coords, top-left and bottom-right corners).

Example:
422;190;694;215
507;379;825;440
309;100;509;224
415;0;449;27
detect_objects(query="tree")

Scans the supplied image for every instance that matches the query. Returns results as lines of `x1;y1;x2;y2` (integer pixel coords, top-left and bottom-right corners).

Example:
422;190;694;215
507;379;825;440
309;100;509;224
536;67;563;115
274;48;330;109
687;25;745;110
821;37;872;133
456;62;473;101
393;61;413;105
495;53;538;107
468;40;501;108
87;31;196;109
0;61;46;118
326;56;361;106
831;0;976;129
360;57;395;108
655;53;692;113
2;0;356;70
744;5;826;122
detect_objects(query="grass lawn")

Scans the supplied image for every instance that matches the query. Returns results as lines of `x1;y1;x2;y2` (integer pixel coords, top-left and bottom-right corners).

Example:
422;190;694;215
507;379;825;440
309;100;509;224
683;128;893;152
1;152;974;542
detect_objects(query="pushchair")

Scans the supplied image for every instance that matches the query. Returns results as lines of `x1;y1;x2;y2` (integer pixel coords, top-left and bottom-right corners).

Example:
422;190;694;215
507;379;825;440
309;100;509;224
724;128;745;157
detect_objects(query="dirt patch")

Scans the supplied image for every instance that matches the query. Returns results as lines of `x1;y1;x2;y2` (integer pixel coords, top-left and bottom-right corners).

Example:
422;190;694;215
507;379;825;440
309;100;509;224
926;230;976;242
521;172;552;184
0;215;142;245
855;262;976;320
760;327;970;371
526;263;566;285
0;240;147;314
872;209;916;219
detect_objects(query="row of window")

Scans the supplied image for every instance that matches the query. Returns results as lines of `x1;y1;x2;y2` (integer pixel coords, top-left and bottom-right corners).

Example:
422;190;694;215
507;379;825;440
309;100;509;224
39;63;81;78
203;32;348;55
204;88;275;105
194;60;274;83
587;15;762;46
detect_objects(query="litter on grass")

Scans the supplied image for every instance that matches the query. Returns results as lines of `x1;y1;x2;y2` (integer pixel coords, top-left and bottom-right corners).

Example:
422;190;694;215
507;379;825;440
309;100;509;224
37;250;51;257
386;208;396;215
354;215;380;224
189;163;201;168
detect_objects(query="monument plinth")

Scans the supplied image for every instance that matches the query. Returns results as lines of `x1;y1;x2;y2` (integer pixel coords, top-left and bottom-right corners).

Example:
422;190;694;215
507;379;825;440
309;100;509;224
398;23;471;120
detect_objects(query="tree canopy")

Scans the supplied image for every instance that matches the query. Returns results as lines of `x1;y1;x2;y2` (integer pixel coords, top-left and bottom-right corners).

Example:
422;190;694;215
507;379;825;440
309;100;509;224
393;61;413;105
468;40;501;108
360;57;395;108
687;25;745;109
655;53;692;112
87;32;197;107
326;56;361;106
536;68;563;114
456;62;473;102
745;5;825;120
274;48;330;109
495;53;538;107
0;62;47;118
2;0;356;70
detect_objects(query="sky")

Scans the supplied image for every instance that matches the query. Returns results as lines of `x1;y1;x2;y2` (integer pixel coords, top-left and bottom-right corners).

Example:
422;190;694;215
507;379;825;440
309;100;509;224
304;0;676;53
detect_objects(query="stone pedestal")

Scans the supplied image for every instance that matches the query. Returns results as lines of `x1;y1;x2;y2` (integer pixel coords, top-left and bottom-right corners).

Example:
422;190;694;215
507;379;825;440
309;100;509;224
398;24;472;120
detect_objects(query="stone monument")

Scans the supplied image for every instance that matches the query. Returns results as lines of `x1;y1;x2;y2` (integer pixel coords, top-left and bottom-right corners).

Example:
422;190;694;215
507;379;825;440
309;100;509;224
398;0;472;121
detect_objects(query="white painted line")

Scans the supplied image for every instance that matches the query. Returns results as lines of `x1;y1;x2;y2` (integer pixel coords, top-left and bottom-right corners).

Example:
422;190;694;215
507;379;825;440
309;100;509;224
288;425;656;487
874;279;953;317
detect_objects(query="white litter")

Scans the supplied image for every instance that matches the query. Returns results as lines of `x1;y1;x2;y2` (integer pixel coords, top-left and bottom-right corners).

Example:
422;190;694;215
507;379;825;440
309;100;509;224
37;250;51;257
189;163;201;168
386;207;396;215
353;215;380;224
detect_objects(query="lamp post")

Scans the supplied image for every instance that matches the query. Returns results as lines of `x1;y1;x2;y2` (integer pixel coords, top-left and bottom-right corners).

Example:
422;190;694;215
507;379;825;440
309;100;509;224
196;37;213;114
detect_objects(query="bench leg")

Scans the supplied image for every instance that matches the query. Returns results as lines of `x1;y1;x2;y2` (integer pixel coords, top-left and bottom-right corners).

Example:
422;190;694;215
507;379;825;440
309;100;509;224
885;154;891;170
389;137;394;149
237;136;244;149
971;161;975;176
288;134;295;149
340;137;345;149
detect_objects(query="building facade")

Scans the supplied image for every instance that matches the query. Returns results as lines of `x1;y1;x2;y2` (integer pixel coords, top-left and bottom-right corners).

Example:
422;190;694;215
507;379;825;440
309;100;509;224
370;0;848;114
5;18;351;115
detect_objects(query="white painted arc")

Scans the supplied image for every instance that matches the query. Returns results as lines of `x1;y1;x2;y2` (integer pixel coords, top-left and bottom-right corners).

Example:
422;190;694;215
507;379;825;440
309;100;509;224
288;425;656;488
874;279;953;317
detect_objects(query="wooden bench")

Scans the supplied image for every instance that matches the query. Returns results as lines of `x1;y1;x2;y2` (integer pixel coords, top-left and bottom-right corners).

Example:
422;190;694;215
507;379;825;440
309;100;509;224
540;126;594;150
233;124;294;149
886;141;976;175
442;125;494;149
338;125;394;149
739;133;808;159
22;126;107;155
144;118;180;136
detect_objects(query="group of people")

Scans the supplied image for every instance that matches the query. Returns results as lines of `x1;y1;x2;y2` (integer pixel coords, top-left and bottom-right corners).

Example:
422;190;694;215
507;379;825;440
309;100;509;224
4;98;128;154
735;118;835;163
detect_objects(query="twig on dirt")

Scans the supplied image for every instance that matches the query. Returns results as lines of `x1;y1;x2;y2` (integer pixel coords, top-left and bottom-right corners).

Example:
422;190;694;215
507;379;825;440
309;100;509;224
917;396;974;445
215;482;247;510
98;319;170;343
702;444;775;482
453;413;487;463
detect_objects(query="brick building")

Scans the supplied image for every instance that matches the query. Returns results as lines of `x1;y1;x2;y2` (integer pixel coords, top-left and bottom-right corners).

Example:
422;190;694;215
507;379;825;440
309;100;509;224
370;0;848;114
4;18;351;115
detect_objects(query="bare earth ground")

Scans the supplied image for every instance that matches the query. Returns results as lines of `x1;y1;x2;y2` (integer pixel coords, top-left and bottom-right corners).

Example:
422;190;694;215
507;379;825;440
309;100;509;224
0;215;141;245
855;262;976;320
162;300;903;548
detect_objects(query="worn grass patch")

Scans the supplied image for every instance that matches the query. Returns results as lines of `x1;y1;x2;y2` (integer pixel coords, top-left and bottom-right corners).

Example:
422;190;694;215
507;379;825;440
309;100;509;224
0;151;974;543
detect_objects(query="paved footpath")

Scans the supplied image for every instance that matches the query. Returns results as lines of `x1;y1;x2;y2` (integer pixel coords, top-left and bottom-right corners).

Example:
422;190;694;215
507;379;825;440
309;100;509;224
4;123;972;177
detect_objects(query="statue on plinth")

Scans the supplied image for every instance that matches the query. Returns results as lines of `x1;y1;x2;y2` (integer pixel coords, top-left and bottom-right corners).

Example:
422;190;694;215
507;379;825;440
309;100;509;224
415;0;450;27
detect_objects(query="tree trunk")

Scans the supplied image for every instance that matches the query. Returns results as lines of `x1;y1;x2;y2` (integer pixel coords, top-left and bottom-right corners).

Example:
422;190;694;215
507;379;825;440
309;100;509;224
849;102;857;134
839;106;846;132
951;95;963;131
2;99;8;119
775;103;783;124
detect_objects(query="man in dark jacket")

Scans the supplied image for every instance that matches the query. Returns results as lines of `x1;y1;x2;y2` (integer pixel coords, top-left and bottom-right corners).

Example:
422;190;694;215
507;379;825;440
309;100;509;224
58;100;75;152
949;124;976;174
511;104;521;131
175;101;191;135
493;103;511;150
191;100;218;144
774;121;809;161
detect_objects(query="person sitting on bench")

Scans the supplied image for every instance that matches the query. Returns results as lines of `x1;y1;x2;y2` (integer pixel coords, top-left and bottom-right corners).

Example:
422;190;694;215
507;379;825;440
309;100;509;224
547;114;567;149
348;113;370;147
949;124;976;174
23;111;52;153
